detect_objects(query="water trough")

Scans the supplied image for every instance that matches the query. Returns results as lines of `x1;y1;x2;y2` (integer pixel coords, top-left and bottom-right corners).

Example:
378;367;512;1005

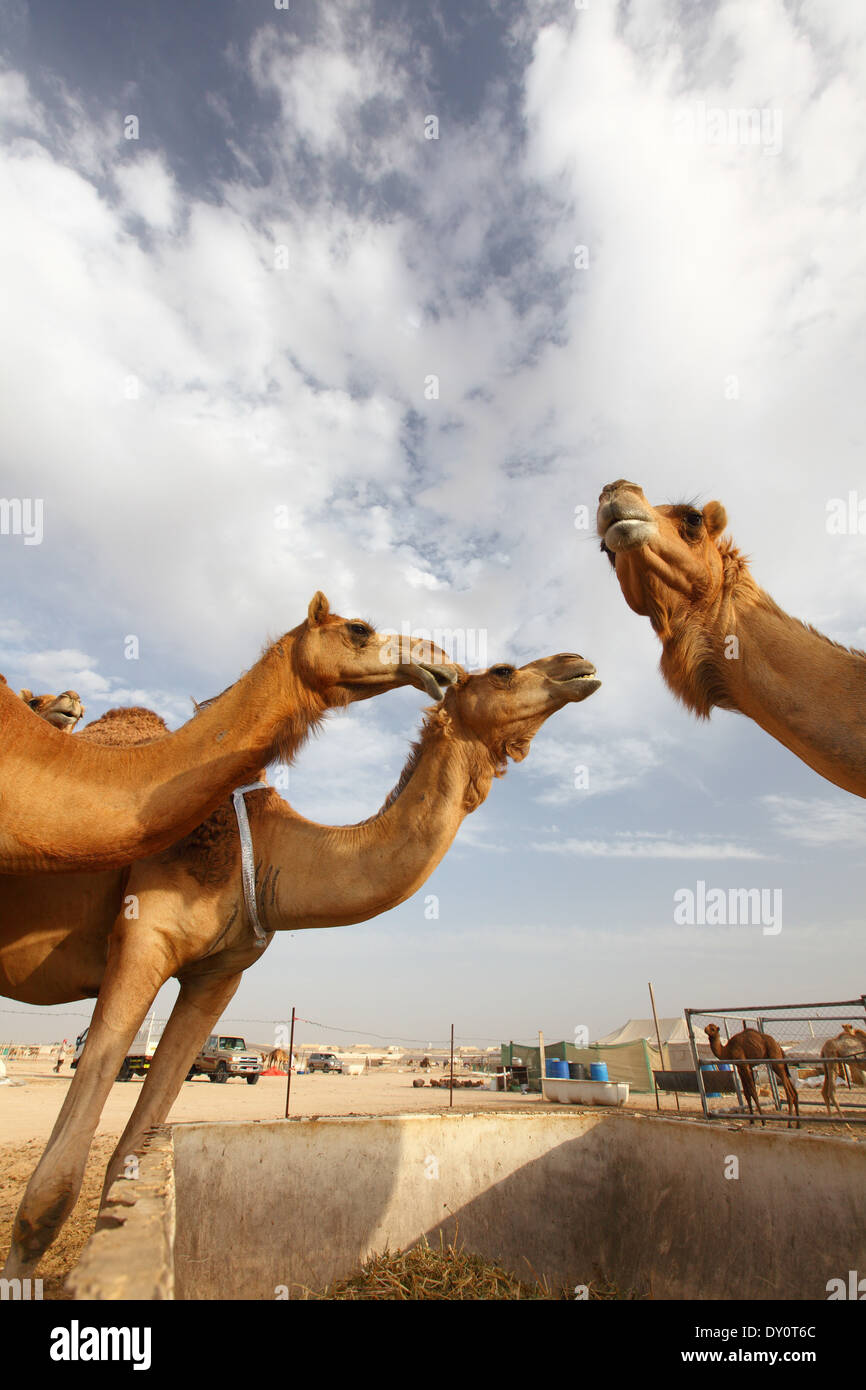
67;1110;866;1300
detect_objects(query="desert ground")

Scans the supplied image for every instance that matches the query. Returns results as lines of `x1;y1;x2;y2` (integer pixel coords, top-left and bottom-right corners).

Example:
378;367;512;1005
2;1056;863;1298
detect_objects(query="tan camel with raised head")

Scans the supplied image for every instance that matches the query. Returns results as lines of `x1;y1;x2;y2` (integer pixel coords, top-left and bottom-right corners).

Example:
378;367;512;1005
19;688;85;732
0;594;456;874
705;1023;799;1127
1;652;599;1277
597;480;866;798
820;1025;866;1118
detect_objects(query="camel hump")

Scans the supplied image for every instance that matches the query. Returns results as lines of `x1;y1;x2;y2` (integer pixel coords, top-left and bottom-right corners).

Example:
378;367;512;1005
165;779;275;886
77;706;170;747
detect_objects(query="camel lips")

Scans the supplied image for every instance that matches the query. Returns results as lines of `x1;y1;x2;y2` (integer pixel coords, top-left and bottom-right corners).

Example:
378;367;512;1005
603;518;654;550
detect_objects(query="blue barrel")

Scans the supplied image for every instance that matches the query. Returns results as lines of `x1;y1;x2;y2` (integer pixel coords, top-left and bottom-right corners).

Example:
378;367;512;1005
700;1062;723;1097
590;1061;609;1082
545;1059;569;1079
568;1062;587;1080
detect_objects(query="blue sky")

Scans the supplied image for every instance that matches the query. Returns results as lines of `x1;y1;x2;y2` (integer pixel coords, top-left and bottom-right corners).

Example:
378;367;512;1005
1;0;865;1048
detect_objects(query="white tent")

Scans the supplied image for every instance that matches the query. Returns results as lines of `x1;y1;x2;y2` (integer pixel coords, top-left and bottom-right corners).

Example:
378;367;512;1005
595;1017;711;1069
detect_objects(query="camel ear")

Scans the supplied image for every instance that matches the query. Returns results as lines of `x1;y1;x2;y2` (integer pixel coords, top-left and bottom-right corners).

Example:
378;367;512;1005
703;501;727;538
307;592;330;627
19;689;33;703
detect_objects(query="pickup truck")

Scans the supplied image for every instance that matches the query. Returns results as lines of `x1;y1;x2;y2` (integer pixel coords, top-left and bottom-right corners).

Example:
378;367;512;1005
71;1014;164;1081
188;1035;262;1084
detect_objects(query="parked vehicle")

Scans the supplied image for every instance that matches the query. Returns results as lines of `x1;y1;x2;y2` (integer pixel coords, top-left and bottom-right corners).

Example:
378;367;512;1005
307;1052;343;1073
71;1014;164;1081
188;1035;262;1084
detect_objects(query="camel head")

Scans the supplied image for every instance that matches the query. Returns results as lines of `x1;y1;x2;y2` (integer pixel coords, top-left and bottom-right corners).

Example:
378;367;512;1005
293;592;459;706
704;1023;723;1052
442;652;601;766
20;688;85;732
597;480;729;639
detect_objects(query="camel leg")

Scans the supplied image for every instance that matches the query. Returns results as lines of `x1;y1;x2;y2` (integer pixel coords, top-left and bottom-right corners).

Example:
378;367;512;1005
99;968;244;1205
2;920;176;1278
823;1064;845;1120
775;1064;800;1128
739;1064;761;1124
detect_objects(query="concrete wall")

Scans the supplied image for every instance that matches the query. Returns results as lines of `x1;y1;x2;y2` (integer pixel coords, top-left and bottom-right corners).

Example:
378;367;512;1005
71;1111;866;1300
68;1127;176;1301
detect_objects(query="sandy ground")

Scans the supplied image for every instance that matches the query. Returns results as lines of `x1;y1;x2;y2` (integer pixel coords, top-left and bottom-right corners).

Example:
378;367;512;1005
2;1058;863;1298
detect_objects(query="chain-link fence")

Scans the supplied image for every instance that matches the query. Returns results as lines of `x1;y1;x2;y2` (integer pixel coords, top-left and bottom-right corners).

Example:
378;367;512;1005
684;997;866;1124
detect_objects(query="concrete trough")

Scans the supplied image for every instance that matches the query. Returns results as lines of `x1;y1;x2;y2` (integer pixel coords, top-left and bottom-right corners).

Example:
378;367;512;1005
67;1110;866;1301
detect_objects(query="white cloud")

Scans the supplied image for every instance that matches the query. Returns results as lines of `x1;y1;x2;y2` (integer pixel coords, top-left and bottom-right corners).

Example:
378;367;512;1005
114;152;176;230
762;794;866;848
527;732;668;801
0;638;196;725
532;831;770;859
0;68;44;132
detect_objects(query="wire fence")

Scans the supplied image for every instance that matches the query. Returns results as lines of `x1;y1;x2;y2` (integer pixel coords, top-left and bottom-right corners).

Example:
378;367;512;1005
684;996;866;1125
0;1002;507;1052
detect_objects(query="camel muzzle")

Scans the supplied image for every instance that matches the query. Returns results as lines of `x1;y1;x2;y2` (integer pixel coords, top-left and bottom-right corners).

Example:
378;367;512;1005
557;672;602;701
401;662;460;701
597;482;658;551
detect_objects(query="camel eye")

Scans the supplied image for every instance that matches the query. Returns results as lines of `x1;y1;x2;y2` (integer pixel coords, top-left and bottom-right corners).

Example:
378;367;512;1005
490;665;515;679
685;510;703;529
348;623;372;639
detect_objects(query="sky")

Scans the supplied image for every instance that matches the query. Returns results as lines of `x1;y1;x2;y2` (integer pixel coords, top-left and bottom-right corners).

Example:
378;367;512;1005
1;0;865;1050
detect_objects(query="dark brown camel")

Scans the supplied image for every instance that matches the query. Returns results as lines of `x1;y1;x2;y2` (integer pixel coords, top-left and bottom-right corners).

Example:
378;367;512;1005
705;1024;800;1128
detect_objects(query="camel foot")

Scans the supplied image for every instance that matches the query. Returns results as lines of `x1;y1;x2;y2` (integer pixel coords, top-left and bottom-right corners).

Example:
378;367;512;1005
6;1185;78;1279
1;1243;41;1282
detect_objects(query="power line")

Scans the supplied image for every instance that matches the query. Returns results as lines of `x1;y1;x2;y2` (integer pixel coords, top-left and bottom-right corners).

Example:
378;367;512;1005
0;1004;506;1046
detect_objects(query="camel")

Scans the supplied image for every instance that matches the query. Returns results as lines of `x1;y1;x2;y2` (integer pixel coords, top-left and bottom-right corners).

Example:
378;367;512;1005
704;1023;799;1127
0;651;600;1277
264;1049;292;1072
820;1026;866;1118
19;688;85;732
597;480;866;798
0;594;456;874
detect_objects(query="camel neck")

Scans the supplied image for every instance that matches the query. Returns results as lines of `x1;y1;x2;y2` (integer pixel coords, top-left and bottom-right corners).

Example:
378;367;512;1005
1;632;326;871
264;714;499;928
717;594;866;797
